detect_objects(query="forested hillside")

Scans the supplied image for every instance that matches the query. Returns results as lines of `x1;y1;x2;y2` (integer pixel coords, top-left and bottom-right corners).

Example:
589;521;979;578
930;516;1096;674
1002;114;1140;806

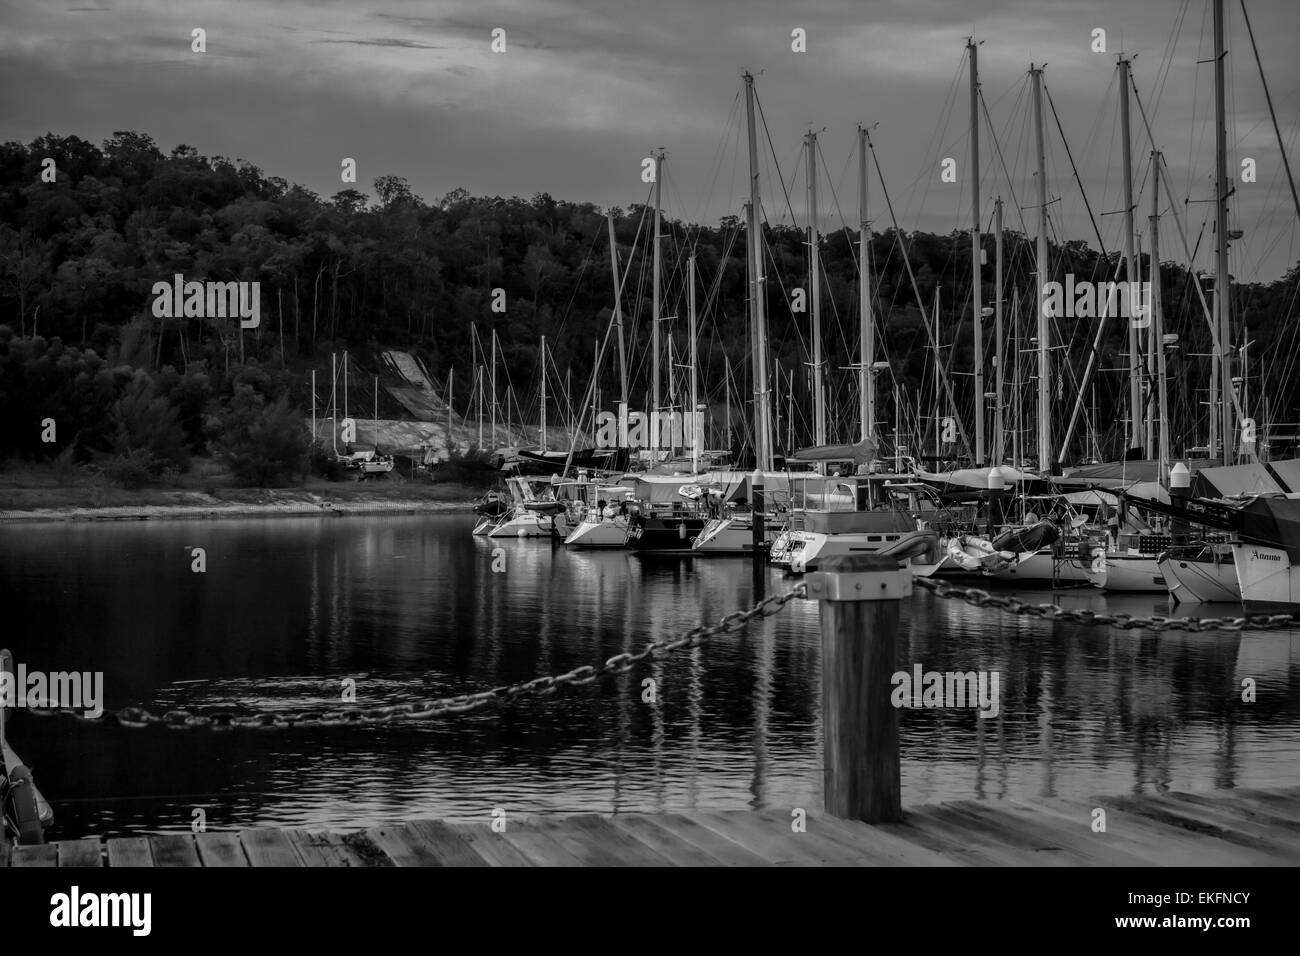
1;131;1297;483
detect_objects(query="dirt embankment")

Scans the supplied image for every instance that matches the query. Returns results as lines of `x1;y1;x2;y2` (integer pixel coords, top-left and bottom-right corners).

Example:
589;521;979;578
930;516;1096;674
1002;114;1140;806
0;473;481;523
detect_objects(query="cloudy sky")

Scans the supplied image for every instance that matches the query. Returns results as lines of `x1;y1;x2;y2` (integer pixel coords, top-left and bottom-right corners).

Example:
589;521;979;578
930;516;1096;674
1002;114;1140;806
3;0;1299;280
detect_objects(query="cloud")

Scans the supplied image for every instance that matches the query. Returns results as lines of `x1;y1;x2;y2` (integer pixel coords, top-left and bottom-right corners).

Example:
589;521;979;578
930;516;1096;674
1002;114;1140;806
315;37;445;49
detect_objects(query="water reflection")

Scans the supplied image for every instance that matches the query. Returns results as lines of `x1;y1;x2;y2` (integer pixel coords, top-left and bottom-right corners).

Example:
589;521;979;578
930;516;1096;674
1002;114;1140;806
0;514;1297;839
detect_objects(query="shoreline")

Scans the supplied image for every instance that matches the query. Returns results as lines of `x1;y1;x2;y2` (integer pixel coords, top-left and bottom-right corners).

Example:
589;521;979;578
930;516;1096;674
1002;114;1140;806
0;487;480;523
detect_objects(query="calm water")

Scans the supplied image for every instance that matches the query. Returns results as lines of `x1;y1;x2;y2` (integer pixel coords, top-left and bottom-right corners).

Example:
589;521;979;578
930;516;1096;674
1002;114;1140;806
2;513;1298;839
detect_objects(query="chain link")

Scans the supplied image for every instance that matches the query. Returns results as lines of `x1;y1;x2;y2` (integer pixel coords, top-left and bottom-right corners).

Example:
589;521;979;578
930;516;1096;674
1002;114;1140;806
24;585;807;731
912;575;1300;632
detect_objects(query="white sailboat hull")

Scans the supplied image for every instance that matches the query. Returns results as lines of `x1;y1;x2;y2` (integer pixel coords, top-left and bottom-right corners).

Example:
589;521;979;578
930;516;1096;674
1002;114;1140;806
564;517;631;548
1085;553;1167;592
989;549;1091;585
487;511;568;538
1159;553;1241;604
1232;542;1300;613
782;530;912;573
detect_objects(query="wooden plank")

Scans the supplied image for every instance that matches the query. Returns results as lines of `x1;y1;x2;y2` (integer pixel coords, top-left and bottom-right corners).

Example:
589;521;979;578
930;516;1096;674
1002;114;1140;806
239;828;305;867
1109;795;1300;863
899;806;1071;868
282;830;361;867
1166;791;1300;834
58;838;103;867
525;815;638;866
12;844;58;867
952;802;1156;866
744;810;883;865
449;824;537;867
149;833;200;868
1007;797;1271;867
492;820;587;866
635;814;771;866
610;814;730;866
690;810;857;866
195;831;249;867
780;812;966;867
363;824;446;867
1203;790;1300;826
544;815;674;867
339;831;395;867
106;837;153;867
408;820;491;867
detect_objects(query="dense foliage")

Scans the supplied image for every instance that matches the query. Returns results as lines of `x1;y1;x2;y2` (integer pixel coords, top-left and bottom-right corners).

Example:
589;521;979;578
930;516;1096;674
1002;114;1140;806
1;130;1297;476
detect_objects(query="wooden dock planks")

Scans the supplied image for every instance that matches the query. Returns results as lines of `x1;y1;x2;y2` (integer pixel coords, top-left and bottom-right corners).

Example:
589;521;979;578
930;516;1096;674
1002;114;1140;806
10;784;1300;867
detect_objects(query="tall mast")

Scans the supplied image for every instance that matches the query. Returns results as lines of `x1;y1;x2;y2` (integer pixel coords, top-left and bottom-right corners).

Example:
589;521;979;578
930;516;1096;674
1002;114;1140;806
1011;287;1022;469
969;38;985;465
933;289;941;459
1031;64;1052;472
744;72;773;470
858;125;875;445
1119;56;1142;455
806;130;826;445
652;148;664;456
1213;0;1234;465
607;214;628;410
689;254;699;473
994;196;1005;461
724;354;732;460
490;328;498;449
539;335;547;451
1151;150;1170;476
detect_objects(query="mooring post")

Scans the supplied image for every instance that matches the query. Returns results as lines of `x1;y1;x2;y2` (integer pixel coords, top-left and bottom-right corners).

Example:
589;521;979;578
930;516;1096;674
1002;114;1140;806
806;553;908;823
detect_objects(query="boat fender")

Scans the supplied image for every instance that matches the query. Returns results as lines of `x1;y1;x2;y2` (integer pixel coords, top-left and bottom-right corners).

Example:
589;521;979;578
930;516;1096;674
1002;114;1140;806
5;765;45;845
678;521;687;540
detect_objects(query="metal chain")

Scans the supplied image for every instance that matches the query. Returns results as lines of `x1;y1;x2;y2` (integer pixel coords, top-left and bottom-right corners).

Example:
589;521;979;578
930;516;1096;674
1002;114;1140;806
22;585;807;731
912;576;1300;632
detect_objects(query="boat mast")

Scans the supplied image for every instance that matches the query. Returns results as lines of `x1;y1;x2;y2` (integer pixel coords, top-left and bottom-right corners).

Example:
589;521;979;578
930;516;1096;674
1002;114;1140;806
724;354;732;461
858;125;875;445
689;254;699;473
1151;150;1170;476
651;148;664;458
607;214;629;414
1119;56;1143;456
969;38;986;465
994;196;1005;461
743;72;773;470
1213;0;1234;465
1031;64;1052;473
539;335;547;451
933;288;941;459
806;130;826;445
490;328;498;449
1011;287;1022;469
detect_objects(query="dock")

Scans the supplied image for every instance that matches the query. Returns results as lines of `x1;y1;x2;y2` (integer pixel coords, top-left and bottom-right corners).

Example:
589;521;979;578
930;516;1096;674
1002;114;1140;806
7;785;1300;866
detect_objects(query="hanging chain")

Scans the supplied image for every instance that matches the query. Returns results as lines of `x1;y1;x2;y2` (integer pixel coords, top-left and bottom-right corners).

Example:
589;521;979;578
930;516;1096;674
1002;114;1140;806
912;575;1300;632
22;585;807;731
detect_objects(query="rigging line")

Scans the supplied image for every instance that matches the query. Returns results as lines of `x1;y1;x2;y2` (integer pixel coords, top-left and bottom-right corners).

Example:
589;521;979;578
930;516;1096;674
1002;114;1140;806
1239;0;1300;227
1044;80;1111;261
753;88;800;228
694;90;743;229
866;129;974;461
980;81;1030;236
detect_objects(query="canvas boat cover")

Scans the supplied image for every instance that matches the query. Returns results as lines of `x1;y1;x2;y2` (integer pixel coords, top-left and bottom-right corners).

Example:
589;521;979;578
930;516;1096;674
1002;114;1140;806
1237;495;1300;563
